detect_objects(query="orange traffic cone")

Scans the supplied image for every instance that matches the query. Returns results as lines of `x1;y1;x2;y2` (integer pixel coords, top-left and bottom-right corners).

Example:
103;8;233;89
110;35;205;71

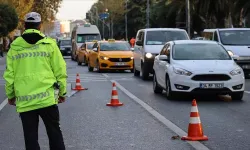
181;99;208;141
106;82;123;106
72;73;88;91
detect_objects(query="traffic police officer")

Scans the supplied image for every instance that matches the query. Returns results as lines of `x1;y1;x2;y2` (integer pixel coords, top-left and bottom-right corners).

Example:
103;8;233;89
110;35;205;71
3;12;67;150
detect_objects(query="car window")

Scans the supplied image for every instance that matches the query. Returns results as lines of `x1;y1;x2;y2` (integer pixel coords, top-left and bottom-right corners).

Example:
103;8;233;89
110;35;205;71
146;30;189;45
77;34;101;43
60;40;71;46
87;43;94;49
173;43;231;60
100;42;130;51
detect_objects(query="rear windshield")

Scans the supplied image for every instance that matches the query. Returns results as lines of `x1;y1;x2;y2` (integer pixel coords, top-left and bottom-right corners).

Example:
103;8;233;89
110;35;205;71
173;43;231;60
87;43;94;49
77;34;101;43
146;31;189;45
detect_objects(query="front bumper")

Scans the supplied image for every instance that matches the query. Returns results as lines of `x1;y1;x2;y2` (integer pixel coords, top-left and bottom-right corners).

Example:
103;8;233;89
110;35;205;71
60;49;71;56
99;58;133;70
170;73;245;95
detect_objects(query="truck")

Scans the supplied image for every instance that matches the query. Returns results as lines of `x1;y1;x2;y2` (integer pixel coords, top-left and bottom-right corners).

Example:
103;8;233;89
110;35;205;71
71;24;101;61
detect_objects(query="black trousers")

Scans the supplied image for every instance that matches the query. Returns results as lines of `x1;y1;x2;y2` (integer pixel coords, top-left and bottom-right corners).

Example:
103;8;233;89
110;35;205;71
20;105;65;150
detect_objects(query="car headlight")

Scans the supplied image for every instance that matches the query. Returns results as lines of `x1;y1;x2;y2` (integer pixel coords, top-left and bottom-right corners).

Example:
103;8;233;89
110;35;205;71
100;56;109;60
227;50;234;57
230;68;242;76
61;47;65;50
145;53;153;58
131;56;134;59
173;67;192;76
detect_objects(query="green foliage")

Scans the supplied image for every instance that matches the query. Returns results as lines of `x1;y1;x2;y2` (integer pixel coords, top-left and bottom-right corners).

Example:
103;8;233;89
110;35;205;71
0;3;18;37
90;0;250;39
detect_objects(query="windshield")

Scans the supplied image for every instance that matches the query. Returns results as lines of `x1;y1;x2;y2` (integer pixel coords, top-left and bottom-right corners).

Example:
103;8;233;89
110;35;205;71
87;43;94;49
60;40;71;46
173;44;231;60
219;30;250;45
100;42;130;51
146;31;189;45
77;34;101;43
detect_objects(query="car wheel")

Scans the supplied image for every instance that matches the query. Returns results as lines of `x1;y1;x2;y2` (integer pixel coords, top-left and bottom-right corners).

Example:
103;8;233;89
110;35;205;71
134;64;140;76
231;92;244;101
97;60;103;73
153;74;163;94
166;76;176;99
141;64;149;80
130;69;134;73
76;57;81;65
88;61;94;72
84;57;88;66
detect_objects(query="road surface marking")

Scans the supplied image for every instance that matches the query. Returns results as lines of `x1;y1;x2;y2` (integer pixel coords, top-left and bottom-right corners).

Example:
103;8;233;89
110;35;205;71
102;73;109;78
245;91;250;94
0;98;8;111
111;80;210;150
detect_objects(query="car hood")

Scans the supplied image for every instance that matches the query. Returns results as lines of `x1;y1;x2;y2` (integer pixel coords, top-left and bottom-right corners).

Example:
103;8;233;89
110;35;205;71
99;51;133;57
223;45;250;56
173;60;238;73
144;45;165;54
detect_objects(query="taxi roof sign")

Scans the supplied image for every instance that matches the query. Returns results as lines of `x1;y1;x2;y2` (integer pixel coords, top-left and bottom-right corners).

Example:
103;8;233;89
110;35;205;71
108;39;115;42
92;40;98;42
84;24;91;27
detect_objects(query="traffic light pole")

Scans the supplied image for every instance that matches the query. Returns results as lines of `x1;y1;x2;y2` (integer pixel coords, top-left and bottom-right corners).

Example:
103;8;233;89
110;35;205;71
146;0;150;28
125;0;128;41
186;0;191;37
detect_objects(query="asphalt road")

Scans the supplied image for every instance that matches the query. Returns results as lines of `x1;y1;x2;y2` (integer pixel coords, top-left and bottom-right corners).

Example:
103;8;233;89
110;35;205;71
0;58;250;150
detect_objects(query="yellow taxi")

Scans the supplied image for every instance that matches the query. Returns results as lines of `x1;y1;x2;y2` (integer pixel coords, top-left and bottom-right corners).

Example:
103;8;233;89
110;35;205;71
88;39;134;72
76;41;97;65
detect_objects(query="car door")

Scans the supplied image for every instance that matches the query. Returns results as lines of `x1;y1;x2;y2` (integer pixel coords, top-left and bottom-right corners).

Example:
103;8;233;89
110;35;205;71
134;31;144;71
89;42;99;67
154;46;166;85
158;44;171;87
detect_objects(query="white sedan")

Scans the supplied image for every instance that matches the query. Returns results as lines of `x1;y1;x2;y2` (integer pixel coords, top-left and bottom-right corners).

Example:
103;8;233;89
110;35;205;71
153;40;245;100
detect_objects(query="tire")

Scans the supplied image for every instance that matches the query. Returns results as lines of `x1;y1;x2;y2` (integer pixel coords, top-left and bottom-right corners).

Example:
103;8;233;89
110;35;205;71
231;92;244;101
76;57;81;65
165;75;177;99
88;61;94;72
153;74;163;94
134;64;140;76
84;57;88;66
96;60;103;73
141;63;149;80
130;69;134;73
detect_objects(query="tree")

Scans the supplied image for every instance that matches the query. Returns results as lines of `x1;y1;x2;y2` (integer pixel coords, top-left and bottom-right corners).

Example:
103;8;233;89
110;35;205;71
32;0;63;22
0;3;18;37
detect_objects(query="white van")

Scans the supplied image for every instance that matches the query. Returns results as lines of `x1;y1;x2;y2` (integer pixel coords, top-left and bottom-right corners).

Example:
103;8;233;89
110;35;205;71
210;28;250;77
71;24;101;60
133;28;190;80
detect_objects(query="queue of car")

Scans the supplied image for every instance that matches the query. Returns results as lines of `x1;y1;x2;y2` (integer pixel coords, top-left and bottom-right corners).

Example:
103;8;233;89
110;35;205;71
70;27;247;101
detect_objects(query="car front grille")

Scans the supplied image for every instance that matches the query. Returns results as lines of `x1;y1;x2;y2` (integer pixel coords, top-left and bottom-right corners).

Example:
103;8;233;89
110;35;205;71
191;74;231;81
109;58;131;62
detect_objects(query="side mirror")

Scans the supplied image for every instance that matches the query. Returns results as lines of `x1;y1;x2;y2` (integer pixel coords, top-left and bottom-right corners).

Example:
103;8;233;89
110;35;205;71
136;41;143;46
130;47;134;51
159;55;169;61
93;48;98;52
232;55;239;61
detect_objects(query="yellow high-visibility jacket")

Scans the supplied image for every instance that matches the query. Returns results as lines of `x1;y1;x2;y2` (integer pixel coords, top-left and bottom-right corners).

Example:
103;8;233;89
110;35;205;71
3;29;67;113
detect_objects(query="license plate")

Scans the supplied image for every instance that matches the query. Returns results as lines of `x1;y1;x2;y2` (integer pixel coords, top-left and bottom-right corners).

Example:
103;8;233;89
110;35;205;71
241;65;250;69
115;62;126;66
200;83;224;89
